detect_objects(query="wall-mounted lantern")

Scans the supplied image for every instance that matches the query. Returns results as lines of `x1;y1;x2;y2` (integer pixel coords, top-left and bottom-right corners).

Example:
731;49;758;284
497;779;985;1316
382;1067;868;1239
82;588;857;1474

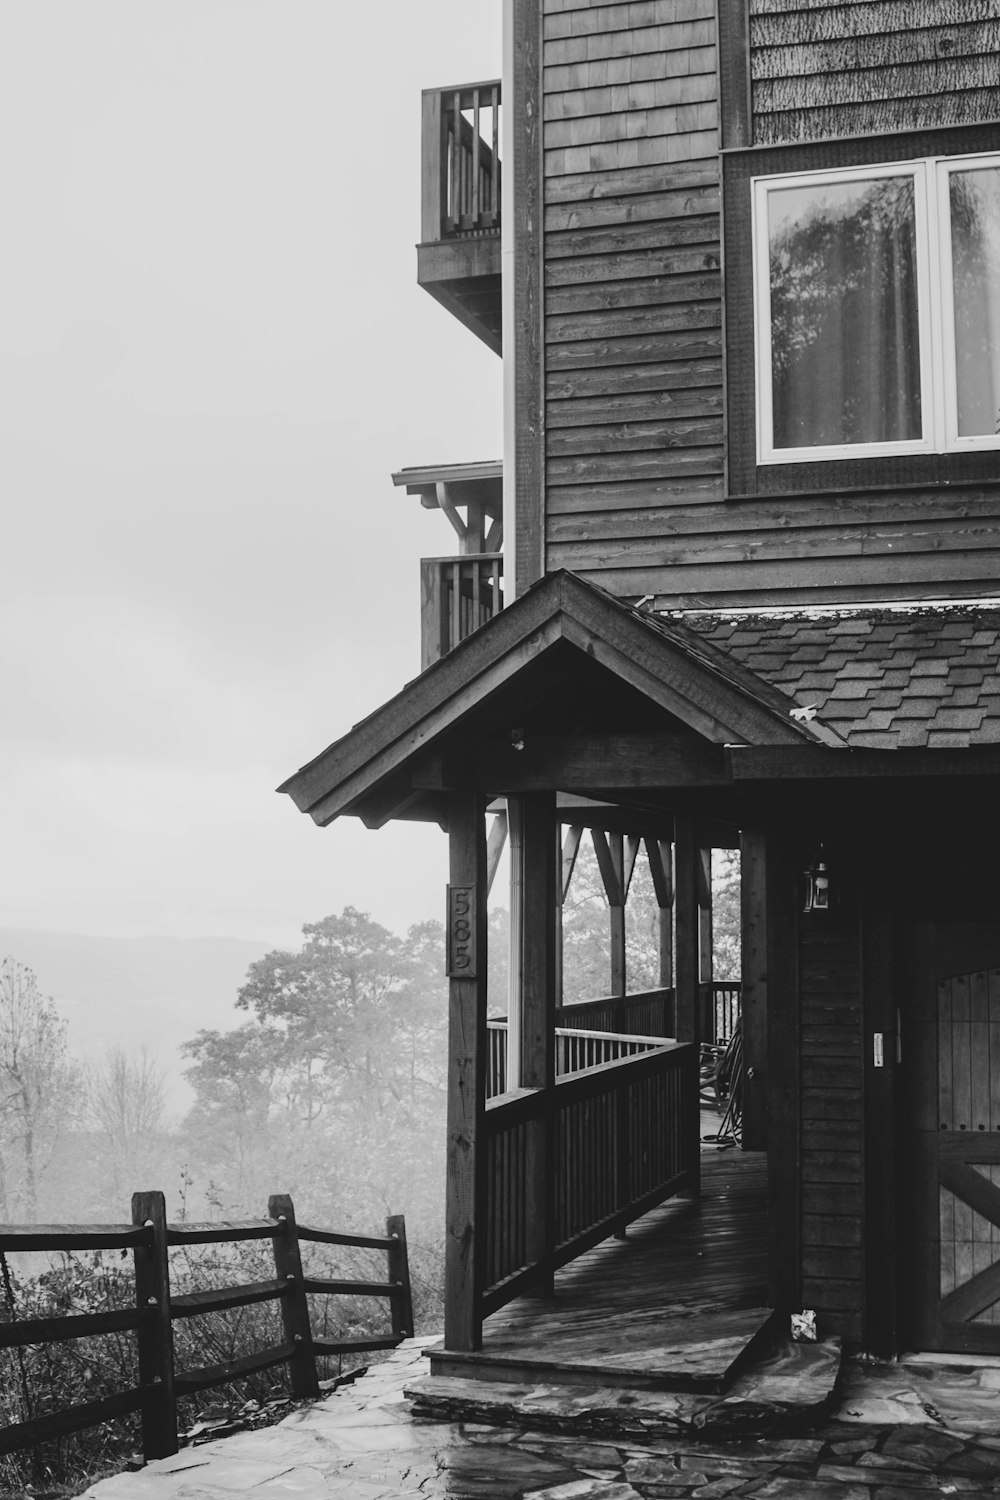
803;848;830;913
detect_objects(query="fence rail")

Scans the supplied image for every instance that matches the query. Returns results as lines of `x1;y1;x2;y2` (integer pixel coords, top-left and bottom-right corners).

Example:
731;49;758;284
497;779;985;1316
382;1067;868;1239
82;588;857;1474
0;1194;412;1464
481;1042;699;1317
421;80;501;242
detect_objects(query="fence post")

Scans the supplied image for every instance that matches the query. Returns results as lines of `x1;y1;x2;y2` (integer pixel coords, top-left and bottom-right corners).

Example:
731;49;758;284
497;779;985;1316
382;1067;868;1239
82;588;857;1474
268;1195;320;1399
132;1191;177;1461
385;1215;414;1339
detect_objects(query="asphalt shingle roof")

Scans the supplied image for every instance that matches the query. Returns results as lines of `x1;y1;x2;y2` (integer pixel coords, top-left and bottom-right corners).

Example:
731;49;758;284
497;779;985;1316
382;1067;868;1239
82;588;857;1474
680;605;1000;750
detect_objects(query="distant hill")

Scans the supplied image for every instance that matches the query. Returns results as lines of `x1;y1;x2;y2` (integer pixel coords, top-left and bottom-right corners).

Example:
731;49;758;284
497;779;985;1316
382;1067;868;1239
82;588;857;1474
0;929;273;1117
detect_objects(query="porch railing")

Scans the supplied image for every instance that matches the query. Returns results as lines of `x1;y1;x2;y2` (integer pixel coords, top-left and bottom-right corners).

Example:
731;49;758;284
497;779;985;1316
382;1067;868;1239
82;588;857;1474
421;553;503;669
556;985;675;1039
482;1043;699;1316
421;81;501;242
486;1018;668;1101
701;981;741;1046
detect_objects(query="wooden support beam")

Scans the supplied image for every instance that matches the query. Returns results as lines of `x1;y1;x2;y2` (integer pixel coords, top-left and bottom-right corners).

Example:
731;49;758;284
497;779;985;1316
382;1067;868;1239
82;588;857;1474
646;837;674;990
728;746;1000;781
444;790;488;1352
740;828;767;1152
698;846;713;985
593;829;626;998
486;809;508;896
435;481;469;545
561;824;583;900
514;795;557;1294
623;834;641;902
674;815;700;1049
457;735;731;792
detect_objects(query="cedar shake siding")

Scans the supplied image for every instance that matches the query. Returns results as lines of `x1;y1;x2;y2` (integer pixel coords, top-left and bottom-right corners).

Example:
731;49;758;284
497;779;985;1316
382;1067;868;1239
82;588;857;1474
749;0;1000;147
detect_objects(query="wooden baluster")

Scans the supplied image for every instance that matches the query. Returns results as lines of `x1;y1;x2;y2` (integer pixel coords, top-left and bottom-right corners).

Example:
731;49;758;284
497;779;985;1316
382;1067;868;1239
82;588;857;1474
491;85;500;222
451;91;461;225
450;561;461;651
472;88;481;225
472;556;482;632
132;1191;177;1461
269;1195;319;1399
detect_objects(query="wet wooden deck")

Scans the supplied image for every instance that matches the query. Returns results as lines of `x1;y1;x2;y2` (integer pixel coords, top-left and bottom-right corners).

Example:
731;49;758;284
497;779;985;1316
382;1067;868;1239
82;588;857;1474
431;1146;770;1392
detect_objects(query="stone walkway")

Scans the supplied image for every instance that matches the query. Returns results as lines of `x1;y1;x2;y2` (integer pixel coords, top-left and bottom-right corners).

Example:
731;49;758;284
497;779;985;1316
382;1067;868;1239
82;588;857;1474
80;1339;1000;1499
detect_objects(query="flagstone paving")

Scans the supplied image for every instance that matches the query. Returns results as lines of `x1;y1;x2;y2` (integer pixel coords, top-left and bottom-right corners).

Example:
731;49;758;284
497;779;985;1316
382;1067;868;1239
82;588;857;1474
79;1338;1000;1499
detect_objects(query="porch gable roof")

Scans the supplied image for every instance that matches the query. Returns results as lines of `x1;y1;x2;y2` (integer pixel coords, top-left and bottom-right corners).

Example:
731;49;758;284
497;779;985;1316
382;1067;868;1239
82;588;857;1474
279;571;834;828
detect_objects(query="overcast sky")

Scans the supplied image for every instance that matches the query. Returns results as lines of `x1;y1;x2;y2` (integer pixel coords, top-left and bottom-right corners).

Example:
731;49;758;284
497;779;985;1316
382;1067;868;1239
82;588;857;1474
1;2;503;946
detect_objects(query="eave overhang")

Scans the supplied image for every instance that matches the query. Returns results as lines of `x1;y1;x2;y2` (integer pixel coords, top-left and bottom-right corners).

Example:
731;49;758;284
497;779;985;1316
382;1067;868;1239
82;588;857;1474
278;572;836;830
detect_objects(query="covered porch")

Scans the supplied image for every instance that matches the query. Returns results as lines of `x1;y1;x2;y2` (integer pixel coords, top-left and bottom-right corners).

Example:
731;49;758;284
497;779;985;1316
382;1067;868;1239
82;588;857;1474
279;572;833;1371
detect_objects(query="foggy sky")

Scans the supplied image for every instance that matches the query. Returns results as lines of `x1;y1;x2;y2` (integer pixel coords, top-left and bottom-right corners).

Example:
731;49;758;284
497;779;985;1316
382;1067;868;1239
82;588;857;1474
1;2;503;946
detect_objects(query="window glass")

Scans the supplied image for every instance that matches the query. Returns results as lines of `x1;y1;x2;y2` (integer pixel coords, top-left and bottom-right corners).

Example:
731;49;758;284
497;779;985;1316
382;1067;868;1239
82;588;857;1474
767;176;921;449
949;165;1000;438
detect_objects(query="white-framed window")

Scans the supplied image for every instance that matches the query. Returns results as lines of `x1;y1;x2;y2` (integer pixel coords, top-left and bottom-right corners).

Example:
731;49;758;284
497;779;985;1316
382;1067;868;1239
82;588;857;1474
752;153;1000;464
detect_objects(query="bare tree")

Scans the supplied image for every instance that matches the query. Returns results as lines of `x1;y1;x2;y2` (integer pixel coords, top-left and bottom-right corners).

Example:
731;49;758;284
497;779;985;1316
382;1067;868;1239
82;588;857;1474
87;1046;169;1205
0;958;79;1218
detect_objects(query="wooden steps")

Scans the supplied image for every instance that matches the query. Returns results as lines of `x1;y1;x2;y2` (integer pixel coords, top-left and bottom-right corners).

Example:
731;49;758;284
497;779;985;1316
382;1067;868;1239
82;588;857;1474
409;1336;845;1441
429;1303;776;1393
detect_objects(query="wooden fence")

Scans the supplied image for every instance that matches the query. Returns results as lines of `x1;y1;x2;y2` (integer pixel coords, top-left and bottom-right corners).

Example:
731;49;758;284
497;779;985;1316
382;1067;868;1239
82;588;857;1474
0;1194;412;1464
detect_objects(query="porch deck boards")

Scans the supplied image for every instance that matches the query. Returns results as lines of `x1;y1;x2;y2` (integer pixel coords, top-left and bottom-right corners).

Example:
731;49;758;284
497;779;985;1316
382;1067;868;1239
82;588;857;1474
432;1148;770;1392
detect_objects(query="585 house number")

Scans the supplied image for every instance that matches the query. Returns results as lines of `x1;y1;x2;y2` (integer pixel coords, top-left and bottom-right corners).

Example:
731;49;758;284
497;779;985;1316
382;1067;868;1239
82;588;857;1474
446;885;477;978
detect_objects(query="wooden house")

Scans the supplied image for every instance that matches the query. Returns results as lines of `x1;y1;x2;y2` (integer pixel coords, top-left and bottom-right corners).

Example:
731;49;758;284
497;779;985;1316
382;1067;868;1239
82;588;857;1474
281;1;1000;1368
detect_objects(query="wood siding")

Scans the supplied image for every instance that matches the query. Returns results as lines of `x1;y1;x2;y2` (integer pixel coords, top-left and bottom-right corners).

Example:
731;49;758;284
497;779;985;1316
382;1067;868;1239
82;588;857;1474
540;3;1000;608
541;0;725;582
749;0;1000;146
800;915;864;1343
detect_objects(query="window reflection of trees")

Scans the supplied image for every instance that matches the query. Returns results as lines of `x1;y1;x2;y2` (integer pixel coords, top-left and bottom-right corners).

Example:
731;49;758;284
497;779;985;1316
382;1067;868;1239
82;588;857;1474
768;178;921;449
950;169;1000;437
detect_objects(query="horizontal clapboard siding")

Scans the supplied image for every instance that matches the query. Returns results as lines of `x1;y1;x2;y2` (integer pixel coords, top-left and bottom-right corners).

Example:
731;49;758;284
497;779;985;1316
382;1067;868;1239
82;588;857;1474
546;486;1000;608
542;0;724;575
800;918;864;1342
750;0;1000;144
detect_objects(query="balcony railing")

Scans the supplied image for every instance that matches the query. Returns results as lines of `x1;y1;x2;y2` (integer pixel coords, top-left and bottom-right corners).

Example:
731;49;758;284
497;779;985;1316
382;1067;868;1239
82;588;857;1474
422;81;501;242
421;553;503;670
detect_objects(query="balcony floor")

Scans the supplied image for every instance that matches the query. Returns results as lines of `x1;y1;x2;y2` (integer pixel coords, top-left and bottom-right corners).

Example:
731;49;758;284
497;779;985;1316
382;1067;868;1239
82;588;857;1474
429;1142;769;1394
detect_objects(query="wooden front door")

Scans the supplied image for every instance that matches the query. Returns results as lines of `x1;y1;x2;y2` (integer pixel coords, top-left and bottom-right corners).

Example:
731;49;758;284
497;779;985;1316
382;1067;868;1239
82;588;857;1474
909;924;1000;1353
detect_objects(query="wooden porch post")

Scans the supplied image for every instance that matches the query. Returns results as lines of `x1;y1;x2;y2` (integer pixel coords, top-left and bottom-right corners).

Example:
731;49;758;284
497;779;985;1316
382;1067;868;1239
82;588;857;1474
513;793;557;1294
646;837;674;991
740;827;768;1151
766;828;801;1315
674;814;701;1197
674;814;700;1047
698;843;714;1042
445;790;489;1351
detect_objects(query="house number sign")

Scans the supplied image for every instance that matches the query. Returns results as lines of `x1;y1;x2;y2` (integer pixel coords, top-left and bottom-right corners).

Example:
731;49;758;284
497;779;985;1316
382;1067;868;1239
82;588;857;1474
446;885;477;978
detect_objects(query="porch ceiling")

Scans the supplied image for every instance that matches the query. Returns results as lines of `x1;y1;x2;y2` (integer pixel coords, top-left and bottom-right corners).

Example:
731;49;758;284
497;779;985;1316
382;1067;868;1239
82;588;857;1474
279;571;828;830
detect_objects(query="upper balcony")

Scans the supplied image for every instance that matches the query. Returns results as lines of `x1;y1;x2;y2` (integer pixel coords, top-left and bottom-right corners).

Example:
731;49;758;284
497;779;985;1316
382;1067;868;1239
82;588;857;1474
393;460;503;671
419;81;502;356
